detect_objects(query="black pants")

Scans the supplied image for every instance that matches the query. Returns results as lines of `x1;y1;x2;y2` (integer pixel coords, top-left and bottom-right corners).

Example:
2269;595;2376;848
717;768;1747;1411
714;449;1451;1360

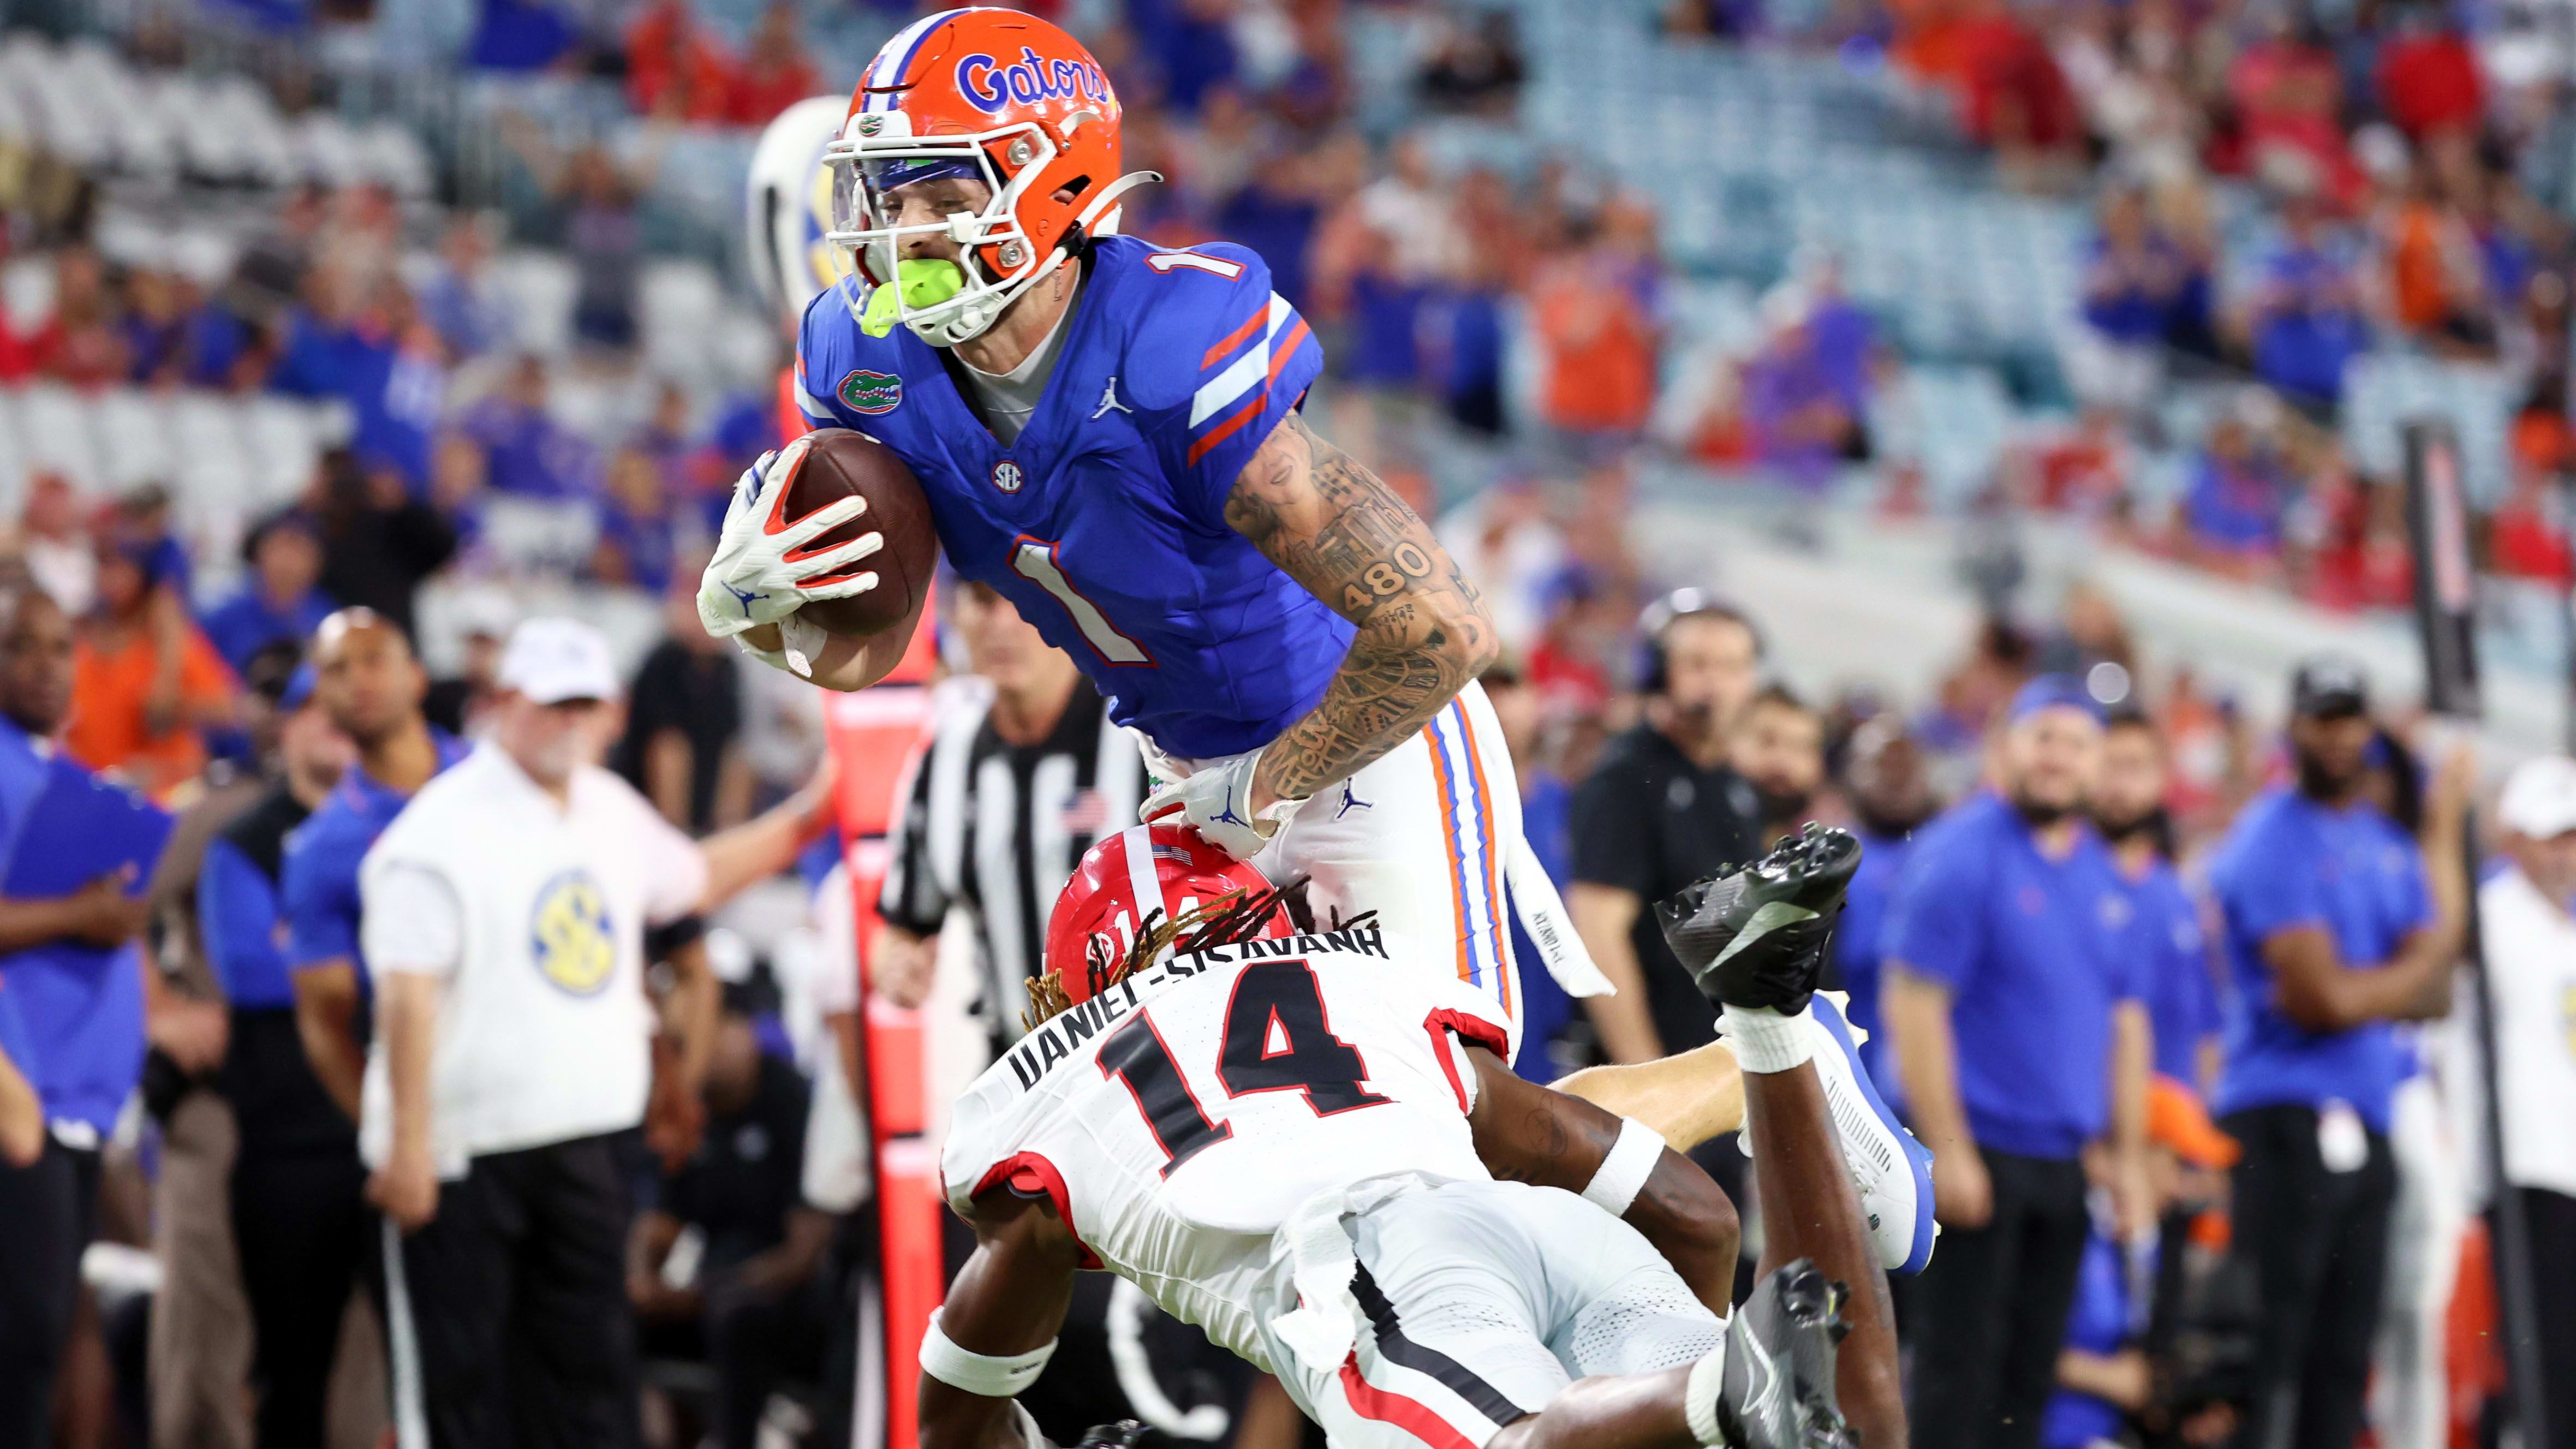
232;1146;371;1449
706;1269;832;1449
384;1132;641;1449
1908;1148;2091;1449
2511;1186;2576;1449
0;1140;99;1449
2222;1105;2396;1449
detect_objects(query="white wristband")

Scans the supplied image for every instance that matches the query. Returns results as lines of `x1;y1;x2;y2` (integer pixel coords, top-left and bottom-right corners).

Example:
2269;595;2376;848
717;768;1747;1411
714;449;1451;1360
1581;1116;1665;1215
1719;1004;1815;1075
919;1308;1058;1397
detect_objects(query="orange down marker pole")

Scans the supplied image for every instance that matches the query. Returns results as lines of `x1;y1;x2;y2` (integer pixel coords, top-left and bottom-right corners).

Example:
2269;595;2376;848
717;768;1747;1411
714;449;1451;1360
790;382;948;1449
824;619;940;1449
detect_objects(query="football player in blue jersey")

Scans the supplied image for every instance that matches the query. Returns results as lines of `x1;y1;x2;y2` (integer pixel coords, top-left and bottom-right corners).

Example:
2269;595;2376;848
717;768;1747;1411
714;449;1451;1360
697;5;1939;1279
697;5;1594;1061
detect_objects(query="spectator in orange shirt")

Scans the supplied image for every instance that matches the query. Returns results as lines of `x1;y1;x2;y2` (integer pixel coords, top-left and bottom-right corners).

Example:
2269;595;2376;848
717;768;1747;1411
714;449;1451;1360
65;543;236;798
1530;204;1660;450
2378;157;2494;350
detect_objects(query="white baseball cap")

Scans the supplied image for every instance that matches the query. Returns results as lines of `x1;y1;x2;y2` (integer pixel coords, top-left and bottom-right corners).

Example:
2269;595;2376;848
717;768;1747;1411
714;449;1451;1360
2499;756;2576;839
497;617;621;705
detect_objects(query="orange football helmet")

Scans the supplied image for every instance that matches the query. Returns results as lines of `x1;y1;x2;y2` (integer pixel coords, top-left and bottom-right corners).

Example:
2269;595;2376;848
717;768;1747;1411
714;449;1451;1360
822;8;1158;347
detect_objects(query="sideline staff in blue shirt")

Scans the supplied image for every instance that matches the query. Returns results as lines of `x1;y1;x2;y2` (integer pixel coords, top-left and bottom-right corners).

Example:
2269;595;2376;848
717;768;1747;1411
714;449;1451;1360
257;609;464;1449
0;585;162;1448
2204;657;2463;1449
1882;675;2153;1449
282;611;467;1120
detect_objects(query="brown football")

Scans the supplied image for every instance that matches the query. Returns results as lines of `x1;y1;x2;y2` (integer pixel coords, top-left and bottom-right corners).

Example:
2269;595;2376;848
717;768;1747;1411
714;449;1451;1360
781;428;937;637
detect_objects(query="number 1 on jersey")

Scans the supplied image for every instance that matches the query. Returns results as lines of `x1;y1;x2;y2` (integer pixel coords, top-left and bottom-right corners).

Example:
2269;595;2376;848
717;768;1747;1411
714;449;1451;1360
1098;960;1388;1177
1011;536;1152;666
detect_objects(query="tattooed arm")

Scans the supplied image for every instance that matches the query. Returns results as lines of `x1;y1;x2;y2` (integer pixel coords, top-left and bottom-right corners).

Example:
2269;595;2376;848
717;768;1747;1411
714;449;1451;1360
1225;410;1499;813
1464;1045;1740;1313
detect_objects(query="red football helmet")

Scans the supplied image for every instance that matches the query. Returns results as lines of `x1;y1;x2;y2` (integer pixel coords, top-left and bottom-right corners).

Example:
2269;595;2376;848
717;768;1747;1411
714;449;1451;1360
822;8;1158;347
1042;825;1286;1009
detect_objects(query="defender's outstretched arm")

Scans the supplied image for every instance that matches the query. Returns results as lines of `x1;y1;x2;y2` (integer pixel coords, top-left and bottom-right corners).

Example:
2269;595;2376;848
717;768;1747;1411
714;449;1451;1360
1465;1044;1742;1313
920;1192;1086;1449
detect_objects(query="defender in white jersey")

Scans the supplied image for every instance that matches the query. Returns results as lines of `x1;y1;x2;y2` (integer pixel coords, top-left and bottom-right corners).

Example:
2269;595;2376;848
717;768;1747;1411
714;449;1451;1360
925;826;1909;1449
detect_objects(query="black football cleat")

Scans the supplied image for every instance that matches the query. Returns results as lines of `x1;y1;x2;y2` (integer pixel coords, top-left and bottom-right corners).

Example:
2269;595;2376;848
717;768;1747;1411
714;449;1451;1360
1656;824;1861;1014
1703;1259;1858;1449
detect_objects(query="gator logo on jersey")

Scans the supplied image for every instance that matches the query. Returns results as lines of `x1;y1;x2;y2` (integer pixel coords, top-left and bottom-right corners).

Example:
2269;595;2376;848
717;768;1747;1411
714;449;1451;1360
837;369;903;415
530;869;616;996
992;460;1025;493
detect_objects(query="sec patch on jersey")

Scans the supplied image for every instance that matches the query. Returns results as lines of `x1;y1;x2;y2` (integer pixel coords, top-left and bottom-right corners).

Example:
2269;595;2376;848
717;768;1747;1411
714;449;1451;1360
529;868;616;995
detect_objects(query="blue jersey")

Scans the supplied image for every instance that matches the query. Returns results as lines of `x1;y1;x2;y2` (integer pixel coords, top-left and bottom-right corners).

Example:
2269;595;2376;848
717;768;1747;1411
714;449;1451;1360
0;742;170;1135
282;731;469;976
1880;792;2146;1159
201;836;295;1009
794;236;1346;761
2208;787;2432;1131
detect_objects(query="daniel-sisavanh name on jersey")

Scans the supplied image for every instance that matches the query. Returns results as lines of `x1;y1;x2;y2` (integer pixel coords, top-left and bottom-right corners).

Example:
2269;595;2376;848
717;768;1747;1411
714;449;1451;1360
1002;925;1394;1093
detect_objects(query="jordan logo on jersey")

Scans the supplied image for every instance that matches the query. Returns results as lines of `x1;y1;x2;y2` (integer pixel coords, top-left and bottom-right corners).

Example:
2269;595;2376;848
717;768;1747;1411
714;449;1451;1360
1092;378;1131;418
837;369;902;415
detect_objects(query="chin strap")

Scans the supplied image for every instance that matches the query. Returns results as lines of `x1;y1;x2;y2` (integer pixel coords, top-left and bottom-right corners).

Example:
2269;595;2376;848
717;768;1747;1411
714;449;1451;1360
1075;170;1162;238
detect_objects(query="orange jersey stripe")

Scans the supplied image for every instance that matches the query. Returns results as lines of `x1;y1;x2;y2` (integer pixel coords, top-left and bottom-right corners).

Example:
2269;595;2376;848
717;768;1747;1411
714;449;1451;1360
1424;713;1478;986
1453;704;1512;1013
1199;308;1268;370
1184;389;1268;467
1265;318;1312;387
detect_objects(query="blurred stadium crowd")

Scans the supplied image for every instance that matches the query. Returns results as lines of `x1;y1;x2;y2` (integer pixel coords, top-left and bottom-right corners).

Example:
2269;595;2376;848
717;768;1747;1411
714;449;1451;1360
3;0;2576;1446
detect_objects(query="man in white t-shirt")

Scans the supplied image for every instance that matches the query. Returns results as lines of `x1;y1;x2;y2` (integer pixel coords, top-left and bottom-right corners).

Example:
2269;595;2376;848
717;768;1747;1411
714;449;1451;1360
2453;756;2576;1449
359;617;833;1449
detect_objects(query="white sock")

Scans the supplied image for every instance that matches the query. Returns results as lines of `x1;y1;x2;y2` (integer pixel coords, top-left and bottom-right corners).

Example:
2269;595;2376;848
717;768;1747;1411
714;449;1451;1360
1719;1003;1815;1075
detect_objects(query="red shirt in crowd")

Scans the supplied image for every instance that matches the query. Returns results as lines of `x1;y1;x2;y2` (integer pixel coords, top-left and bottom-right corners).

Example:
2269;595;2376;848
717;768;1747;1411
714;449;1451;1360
2376;30;2484;140
626;1;735;123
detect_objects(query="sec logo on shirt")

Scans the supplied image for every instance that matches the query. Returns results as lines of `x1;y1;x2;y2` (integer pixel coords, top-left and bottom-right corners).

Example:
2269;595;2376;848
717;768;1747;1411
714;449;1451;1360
530;869;616;995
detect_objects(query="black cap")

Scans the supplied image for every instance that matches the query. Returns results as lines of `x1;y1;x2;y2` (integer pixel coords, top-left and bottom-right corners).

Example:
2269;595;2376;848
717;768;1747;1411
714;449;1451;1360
2291;654;2371;719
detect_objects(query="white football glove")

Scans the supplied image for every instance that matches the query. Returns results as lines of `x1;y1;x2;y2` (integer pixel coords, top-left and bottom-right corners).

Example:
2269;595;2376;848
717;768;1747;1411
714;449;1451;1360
696;437;884;644
1140;748;1307;861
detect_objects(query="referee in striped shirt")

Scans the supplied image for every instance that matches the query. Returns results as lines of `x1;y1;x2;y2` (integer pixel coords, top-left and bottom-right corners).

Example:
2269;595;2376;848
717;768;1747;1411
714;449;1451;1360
874;580;1143;1055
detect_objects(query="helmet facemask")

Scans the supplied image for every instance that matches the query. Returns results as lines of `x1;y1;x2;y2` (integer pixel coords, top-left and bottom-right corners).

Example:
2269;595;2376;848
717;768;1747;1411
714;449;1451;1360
823;113;1067;348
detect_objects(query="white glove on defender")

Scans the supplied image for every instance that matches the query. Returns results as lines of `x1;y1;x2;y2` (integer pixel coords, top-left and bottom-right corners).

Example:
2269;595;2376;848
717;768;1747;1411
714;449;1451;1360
1141;748;1306;861
695;438;885;654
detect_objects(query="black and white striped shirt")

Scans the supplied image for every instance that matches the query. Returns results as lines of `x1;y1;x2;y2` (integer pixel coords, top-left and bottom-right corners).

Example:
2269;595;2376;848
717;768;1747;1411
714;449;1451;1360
879;677;1144;1047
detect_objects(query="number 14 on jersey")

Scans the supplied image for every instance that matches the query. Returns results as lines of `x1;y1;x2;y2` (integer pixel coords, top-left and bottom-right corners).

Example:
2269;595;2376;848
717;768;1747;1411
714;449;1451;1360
1099;959;1389;1177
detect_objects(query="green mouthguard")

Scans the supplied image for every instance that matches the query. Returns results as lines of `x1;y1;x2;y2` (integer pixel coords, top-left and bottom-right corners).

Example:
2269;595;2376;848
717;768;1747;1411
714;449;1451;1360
862;259;969;337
